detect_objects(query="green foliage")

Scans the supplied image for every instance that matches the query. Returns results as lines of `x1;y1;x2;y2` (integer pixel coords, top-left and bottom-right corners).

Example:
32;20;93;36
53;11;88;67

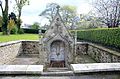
61;5;77;27
7;19;15;34
61;5;77;13
23;29;38;34
10;26;18;34
18;28;24;34
77;28;120;49
31;22;40;30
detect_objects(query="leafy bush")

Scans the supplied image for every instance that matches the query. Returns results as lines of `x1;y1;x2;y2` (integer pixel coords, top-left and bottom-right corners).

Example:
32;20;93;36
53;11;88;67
18;28;24;34
23;29;38;34
77;28;120;49
10;26;18;34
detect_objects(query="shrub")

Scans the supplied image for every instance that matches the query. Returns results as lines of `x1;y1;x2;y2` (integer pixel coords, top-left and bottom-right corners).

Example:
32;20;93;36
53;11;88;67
18;28;24;34
77;28;120;49
10;26;18;34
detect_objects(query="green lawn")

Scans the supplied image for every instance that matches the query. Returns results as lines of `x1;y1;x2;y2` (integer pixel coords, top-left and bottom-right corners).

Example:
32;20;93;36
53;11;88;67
0;33;39;43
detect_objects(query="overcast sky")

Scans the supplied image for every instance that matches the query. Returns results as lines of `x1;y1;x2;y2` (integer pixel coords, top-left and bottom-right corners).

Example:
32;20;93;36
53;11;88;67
0;0;93;26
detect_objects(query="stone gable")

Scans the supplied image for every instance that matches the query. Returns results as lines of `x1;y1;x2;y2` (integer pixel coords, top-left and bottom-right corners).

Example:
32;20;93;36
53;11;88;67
39;6;74;67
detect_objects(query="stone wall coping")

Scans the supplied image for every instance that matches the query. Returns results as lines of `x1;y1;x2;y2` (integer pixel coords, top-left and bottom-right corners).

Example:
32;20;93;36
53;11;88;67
0;40;39;47
0;41;21;47
88;43;120;56
0;65;43;74
71;63;120;73
20;40;39;42
77;42;88;44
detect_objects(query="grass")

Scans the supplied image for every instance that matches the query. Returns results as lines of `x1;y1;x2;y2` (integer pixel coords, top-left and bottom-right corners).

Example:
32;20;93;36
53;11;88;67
0;33;39;43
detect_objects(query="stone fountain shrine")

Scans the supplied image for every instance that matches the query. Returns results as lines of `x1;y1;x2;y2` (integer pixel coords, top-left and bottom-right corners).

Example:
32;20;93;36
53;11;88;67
39;6;74;67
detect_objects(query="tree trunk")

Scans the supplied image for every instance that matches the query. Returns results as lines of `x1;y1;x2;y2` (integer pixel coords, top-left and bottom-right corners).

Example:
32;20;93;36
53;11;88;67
17;10;21;31
2;0;9;35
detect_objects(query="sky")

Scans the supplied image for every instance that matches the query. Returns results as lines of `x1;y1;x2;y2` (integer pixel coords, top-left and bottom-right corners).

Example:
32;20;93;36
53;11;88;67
0;0;93;26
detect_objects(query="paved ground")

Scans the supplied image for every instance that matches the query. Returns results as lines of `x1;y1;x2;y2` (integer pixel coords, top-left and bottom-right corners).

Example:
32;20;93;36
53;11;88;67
75;53;96;63
9;53;96;65
9;57;39;65
0;74;120;79
2;54;120;79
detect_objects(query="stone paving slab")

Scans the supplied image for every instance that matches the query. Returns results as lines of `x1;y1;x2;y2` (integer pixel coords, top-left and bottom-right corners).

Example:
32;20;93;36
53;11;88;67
0;65;43;75
26;65;43;74
9;58;39;65
71;63;120;73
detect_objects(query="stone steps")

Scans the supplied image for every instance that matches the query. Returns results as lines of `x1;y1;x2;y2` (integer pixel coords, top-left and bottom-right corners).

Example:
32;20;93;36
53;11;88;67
42;67;74;76
47;67;70;72
42;71;74;76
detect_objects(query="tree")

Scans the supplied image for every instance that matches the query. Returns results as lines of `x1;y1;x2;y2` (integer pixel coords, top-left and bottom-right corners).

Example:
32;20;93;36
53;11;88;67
0;0;9;35
0;16;3;27
61;5;77;28
31;22;40;30
7;19;15;34
77;13;103;29
40;3;78;29
9;12;17;24
39;3;58;23
0;16;2;32
93;0;120;28
15;0;29;31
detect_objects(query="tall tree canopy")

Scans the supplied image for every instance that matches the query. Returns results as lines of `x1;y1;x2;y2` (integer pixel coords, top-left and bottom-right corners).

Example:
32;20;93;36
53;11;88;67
31;22;40;30
40;3;58;23
93;0;120;28
40;3;78;29
15;0;29;31
61;5;77;29
0;0;9;35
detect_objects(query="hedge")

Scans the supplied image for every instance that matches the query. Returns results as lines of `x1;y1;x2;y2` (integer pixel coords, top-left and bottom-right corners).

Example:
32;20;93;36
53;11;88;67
77;28;120;49
0;27;1;32
23;29;38;34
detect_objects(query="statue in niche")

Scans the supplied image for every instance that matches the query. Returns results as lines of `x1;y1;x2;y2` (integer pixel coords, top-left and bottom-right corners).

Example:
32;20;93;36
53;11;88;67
50;41;65;61
54;18;63;34
50;47;57;61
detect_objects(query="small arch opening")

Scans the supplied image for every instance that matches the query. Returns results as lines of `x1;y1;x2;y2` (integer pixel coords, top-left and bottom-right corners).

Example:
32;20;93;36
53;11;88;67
49;40;65;67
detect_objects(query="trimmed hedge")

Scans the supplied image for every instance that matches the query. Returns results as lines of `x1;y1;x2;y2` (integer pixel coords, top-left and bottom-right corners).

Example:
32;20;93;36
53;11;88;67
23;29;38;34
77;28;120;49
0;27;1;32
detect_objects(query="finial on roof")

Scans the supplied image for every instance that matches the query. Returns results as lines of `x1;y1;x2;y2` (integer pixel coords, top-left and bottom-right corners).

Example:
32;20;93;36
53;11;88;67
56;5;60;12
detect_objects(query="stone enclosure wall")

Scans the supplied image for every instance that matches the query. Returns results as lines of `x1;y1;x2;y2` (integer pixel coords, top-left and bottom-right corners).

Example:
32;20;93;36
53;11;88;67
76;42;120;63
21;41;39;56
0;40;120;65
0;41;39;65
0;41;22;64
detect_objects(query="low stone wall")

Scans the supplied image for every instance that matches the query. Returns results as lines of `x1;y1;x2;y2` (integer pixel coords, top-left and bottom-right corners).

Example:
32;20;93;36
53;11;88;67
22;41;39;56
0;40;39;65
76;42;120;63
0;41;22;64
76;42;88;55
87;43;120;63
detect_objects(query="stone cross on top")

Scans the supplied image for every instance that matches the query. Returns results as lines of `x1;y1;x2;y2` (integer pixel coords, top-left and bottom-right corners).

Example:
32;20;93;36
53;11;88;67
56;5;60;13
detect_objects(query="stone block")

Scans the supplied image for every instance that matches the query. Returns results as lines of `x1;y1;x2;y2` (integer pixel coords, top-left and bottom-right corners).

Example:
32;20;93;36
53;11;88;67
71;63;120;73
0;65;43;75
